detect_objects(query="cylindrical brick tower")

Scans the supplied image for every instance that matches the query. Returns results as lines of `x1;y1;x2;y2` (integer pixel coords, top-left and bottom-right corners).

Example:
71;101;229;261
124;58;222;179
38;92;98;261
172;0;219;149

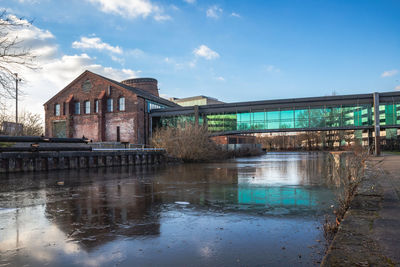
121;78;159;96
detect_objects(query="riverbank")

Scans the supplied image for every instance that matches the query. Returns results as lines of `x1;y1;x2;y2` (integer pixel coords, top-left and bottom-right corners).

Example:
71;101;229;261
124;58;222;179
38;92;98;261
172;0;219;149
322;154;400;266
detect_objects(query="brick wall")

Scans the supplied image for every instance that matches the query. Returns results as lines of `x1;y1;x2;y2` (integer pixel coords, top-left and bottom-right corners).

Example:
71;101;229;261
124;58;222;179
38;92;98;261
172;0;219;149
44;71;151;144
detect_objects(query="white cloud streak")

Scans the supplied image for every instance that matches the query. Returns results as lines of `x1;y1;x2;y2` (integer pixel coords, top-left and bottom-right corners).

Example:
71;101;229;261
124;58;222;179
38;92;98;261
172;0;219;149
206;5;222;18
264;65;280;73
72;37;123;54
86;0;170;21
381;69;398;77
2;15;140;118
193;45;219;60
231;12;241;18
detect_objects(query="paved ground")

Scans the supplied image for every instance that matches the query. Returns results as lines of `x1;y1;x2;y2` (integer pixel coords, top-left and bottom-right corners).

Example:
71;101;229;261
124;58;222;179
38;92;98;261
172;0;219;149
322;154;400;266
370;155;400;265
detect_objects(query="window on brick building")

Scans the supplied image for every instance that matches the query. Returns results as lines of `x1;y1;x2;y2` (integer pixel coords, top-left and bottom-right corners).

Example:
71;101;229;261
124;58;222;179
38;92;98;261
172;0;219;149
75;102;80;114
95;100;99;113
84;100;90;114
63;102;66;115
107;98;113;112
119;97;125;111
55;104;60;116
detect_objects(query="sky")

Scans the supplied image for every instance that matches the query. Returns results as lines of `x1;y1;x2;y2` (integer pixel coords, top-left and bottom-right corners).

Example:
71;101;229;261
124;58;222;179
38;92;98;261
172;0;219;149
1;0;400;117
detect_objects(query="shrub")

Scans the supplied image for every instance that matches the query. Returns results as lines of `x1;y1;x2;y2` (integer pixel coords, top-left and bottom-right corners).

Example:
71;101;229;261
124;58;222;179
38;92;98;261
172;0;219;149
151;124;223;162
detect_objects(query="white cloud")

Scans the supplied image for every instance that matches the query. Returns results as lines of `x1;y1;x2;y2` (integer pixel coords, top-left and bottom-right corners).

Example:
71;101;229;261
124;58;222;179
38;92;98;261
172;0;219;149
16;0;39;3
231;12;241;18
216;76;225;81
206;5;222;19
111;55;125;64
86;0;170;21
164;57;196;69
381;69;398;77
183;0;196;4
395;85;400;91
1;15;139;119
264;65;280;73
153;13;171;21
193;45;219;60
72;36;123;54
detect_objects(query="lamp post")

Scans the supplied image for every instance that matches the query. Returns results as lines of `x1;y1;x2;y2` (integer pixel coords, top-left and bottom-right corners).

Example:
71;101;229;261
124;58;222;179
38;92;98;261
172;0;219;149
14;73;21;124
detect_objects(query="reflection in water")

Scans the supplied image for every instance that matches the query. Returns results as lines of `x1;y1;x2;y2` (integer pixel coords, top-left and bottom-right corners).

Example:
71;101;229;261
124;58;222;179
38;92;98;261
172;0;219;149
0;152;340;266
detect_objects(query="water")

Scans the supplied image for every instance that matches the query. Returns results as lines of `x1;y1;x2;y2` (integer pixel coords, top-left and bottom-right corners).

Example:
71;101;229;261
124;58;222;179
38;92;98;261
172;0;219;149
0;152;339;266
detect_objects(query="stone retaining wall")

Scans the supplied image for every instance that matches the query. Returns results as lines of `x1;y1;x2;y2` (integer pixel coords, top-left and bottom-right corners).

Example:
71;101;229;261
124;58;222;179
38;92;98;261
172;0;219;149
0;150;165;173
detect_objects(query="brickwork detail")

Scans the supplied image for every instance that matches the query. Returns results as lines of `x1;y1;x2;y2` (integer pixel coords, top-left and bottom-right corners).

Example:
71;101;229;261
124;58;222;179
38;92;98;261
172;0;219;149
44;71;169;144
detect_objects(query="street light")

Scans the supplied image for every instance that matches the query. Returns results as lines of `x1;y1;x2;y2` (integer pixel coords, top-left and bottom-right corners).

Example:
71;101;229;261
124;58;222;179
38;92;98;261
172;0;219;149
14;73;21;124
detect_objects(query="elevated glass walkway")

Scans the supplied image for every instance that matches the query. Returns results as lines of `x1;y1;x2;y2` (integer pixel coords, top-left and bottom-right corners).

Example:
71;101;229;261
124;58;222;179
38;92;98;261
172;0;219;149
151;92;400;134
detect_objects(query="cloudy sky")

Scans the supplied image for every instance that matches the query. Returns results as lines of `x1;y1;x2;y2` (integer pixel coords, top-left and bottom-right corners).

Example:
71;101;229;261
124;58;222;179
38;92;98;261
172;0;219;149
1;0;400;117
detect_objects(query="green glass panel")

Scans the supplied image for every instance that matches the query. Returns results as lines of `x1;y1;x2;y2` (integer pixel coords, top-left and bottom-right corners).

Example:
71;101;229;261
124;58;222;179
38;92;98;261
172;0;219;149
309;108;325;128
379;105;386;125
325;107;340;127
237;112;250;130
267;111;279;129
397;104;400;124
295;109;309;128
354;107;362;126
252;112;265;129
207;114;237;132
280;110;294;129
386;128;397;139
343;106;355;126
385;104;396;125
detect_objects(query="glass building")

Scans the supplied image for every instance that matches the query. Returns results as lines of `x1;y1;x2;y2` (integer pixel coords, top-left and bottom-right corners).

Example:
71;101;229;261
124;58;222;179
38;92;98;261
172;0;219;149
155;103;400;134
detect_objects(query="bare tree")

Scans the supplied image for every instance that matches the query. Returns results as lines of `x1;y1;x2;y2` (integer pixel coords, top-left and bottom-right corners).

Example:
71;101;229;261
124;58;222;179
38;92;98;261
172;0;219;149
0;108;43;136
0;10;36;99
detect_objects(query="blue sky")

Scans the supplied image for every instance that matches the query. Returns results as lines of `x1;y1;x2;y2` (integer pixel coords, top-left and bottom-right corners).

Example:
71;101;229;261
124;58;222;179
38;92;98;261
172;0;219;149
1;0;400;115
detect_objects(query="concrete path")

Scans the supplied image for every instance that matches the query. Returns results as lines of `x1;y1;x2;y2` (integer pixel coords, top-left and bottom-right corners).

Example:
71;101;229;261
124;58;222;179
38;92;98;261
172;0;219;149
369;155;400;265
322;154;400;266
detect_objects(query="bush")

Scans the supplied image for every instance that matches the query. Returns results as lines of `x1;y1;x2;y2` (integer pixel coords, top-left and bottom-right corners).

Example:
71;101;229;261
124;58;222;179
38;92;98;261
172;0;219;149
151;124;223;162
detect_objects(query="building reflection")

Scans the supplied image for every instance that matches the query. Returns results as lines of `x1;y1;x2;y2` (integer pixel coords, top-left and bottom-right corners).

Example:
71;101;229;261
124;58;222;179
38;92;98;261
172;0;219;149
40;154;340;250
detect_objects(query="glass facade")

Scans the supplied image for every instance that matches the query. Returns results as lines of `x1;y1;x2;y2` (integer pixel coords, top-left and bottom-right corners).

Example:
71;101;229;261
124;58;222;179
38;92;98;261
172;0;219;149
156;103;400;133
147;100;167;112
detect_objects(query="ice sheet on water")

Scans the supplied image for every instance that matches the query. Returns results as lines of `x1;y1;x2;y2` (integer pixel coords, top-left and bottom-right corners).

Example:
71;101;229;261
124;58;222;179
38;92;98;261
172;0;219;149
175;201;190;205
0;208;18;214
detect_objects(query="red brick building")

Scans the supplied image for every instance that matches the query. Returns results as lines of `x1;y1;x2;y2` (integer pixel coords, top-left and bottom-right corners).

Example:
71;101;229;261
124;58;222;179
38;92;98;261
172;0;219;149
44;70;177;144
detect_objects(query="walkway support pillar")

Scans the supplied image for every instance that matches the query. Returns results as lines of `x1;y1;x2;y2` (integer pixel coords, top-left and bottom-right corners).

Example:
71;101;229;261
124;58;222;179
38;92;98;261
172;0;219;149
373;92;381;156
194;105;199;126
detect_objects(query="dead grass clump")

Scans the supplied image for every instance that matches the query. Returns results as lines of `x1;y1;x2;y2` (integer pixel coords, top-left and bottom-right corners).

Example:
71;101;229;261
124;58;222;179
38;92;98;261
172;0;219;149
151;124;224;162
324;147;370;240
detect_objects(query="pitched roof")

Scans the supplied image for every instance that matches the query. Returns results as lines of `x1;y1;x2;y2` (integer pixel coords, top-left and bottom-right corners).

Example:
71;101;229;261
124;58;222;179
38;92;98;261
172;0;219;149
94;72;178;107
44;70;178;107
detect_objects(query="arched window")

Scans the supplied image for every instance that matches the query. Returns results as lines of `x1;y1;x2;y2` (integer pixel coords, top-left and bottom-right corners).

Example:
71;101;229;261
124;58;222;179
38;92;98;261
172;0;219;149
84;100;90;114
54;104;60;116
107;98;113;112
119;97;125;111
